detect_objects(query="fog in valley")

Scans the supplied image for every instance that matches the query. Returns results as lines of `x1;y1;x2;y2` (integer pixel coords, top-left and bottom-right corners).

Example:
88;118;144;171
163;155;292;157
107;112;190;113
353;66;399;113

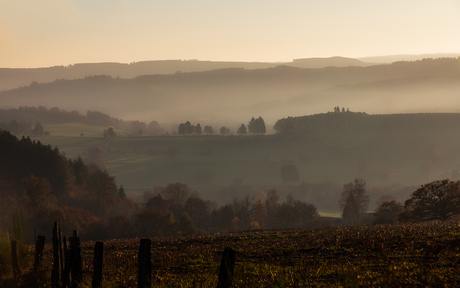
1;55;460;130
1;0;460;246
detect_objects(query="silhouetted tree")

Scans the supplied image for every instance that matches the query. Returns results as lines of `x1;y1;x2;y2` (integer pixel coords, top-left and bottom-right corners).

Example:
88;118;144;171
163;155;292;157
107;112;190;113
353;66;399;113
248;117;266;135
104;127;116;138
220;126;230;135
70;156;89;186
196;123;202;135
148;120;164;135
178;121;196;135
399;179;460;222
203;126;214;135
118;184;126;199
339;178;369;224
237;124;247;135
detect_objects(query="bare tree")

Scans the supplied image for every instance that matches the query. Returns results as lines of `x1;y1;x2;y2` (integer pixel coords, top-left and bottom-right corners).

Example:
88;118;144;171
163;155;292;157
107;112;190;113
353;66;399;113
339;178;369;224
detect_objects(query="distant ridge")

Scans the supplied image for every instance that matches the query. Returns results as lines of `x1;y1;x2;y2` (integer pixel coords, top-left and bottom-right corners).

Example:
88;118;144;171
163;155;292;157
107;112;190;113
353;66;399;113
359;53;460;64
1;57;459;125
0;57;374;92
291;56;374;68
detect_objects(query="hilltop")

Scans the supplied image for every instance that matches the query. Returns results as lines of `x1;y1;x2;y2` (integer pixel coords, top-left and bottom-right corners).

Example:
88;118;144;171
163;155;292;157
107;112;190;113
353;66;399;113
1;57;459;126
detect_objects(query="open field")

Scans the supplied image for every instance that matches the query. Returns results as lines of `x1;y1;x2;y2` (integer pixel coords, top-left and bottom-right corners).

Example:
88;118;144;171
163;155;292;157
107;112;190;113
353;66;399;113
35;122;460;203
4;221;460;287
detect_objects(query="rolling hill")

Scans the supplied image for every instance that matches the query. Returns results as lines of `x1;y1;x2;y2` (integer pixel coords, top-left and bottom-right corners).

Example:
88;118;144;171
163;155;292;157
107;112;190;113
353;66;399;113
1;58;459;128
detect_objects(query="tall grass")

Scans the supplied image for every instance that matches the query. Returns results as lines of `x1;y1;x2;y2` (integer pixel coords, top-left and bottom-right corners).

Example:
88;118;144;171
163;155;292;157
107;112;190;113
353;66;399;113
0;210;29;278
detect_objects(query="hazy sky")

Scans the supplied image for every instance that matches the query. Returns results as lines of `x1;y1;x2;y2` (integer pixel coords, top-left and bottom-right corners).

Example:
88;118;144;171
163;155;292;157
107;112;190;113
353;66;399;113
1;0;459;68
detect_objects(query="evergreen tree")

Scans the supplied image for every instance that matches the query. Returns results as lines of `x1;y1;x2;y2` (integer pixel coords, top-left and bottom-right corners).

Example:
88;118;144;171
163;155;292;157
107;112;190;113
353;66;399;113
237;124;247;135
248;117;266;135
118;184;126;199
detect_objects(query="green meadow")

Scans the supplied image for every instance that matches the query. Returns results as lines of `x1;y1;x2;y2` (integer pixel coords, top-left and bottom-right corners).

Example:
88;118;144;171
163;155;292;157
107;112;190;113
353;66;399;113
34;122;460;205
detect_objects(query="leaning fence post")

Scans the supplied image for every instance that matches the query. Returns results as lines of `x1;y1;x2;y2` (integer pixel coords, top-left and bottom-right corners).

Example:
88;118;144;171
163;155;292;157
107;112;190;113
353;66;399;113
216;247;236;288
138;238;151;288
34;235;45;271
69;230;82;288
11;240;21;278
52;222;60;288
92;241;103;288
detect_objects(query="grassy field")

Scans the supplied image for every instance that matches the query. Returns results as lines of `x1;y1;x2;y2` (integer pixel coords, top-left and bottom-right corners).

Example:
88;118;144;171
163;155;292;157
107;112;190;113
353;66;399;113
32;122;460;209
4;221;460;287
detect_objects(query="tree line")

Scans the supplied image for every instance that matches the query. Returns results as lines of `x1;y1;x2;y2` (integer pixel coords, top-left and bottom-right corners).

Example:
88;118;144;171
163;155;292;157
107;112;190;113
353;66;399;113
177;116;266;136
339;177;460;226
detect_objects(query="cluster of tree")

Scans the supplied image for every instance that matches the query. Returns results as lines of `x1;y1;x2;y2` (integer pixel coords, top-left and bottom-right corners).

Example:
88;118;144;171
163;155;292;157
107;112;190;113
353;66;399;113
273;110;367;134
177;121;220;136
0;106;86;125
140;185;320;235
176;116;266;137
338;177;460;226
333;106;350;113
248;117;266;135
103;127;117;139
178;121;202;135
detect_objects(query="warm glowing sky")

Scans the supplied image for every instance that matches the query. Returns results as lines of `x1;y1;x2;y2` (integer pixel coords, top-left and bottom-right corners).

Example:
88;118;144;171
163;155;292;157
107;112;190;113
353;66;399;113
1;0;459;68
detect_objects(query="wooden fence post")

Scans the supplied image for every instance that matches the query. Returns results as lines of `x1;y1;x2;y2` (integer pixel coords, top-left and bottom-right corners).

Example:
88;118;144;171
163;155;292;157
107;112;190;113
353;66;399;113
11;240;21;278
138;238;151;288
69;230;82;288
34;235;45;271
52;222;60;288
59;230;64;278
92;241;103;288
216;247;236;288
62;236;71;288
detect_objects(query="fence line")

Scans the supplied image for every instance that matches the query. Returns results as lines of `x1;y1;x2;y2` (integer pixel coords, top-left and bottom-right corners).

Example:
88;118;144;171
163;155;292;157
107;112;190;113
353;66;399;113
12;221;236;287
